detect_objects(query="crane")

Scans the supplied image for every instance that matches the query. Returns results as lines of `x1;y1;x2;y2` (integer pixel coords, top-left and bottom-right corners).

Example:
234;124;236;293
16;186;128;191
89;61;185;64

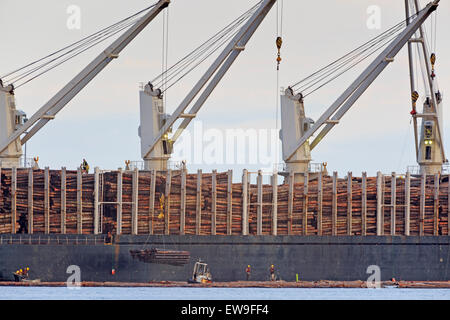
138;0;277;171
0;0;170;168
405;0;445;175
279;0;444;178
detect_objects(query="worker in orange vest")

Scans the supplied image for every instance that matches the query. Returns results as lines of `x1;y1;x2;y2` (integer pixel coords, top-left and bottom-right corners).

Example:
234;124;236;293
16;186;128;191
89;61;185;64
269;264;275;281
245;265;251;281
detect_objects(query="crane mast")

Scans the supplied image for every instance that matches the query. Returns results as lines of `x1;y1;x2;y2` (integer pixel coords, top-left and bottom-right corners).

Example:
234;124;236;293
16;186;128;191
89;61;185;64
406;0;445;175
0;0;170;168
280;0;442;177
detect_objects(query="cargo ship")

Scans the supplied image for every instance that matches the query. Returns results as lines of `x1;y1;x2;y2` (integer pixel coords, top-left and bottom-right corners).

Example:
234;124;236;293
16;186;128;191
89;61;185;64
1;0;449;283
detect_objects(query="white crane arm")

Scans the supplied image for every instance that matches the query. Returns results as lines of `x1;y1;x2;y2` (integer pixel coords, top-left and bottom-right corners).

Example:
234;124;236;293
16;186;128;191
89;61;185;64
143;0;276;159
0;0;170;154
284;0;440;162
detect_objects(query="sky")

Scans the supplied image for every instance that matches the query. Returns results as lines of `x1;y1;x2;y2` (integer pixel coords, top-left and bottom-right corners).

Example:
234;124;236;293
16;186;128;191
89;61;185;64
0;0;449;178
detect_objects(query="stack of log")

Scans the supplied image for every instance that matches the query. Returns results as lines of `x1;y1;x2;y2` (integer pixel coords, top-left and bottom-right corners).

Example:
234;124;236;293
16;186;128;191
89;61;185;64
0;168;449;237
130;248;190;266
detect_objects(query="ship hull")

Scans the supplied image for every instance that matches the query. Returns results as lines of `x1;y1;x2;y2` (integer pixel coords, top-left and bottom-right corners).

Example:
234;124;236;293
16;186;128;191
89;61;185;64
1;234;449;283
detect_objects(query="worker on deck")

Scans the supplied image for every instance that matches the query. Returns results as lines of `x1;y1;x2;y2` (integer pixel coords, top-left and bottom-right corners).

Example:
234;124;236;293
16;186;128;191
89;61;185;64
269;264;275;281
246;265;251;281
81;158;89;174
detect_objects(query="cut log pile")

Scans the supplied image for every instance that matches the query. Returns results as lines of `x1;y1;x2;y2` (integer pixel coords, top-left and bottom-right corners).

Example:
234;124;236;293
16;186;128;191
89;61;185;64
0;168;449;236
130;248;190;266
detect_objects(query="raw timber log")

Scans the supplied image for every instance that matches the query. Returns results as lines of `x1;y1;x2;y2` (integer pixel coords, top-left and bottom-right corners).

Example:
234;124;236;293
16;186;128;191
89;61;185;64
180;169;186;235
257;170;262;236
61;167;67;234
11;167;17;234
211;170;217;235
241;169;248;236
164;170;172;235
405;171;411;236
149;169;156;235
28;168;33;234
318;172;323;236
227;170;232;236
117;168;123;235
303;172;309;236
0;169;448;237
196;169;202;235
130;248;190;266
272;172;278;236
391;172;396;236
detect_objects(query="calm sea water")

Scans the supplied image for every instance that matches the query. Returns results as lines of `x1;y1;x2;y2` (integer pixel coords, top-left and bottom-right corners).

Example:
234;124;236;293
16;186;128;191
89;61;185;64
0;287;449;300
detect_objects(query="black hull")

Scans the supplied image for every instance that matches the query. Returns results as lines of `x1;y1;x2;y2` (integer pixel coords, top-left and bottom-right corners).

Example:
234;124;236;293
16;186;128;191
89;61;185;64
1;234;449;282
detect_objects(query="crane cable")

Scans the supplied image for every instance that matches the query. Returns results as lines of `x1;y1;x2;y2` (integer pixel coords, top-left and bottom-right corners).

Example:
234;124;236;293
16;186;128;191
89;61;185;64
275;0;284;131
161;6;170;105
150;1;262;93
0;2;160;89
288;9;422;98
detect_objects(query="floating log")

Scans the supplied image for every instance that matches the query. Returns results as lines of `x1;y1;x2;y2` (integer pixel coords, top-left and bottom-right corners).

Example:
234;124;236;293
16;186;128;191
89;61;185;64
129;248;190;266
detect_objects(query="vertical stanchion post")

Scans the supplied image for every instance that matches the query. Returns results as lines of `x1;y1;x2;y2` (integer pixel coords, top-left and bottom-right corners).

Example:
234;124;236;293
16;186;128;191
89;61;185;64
241;169;248;236
212;170;217;235
434;174;439;236
303;172;309;236
117;168;123;235
257;170;263;236
94;167;100;235
288;171;294;235
227;170;233;235
11;167;17;234
332;172;337;236
149;170;156;235
391;172;396;236
28;168;33;234
131;168;139;235
376;171;383;236
447;173;450;236
347;172;352;235
44;167;50;234
180;169;186;235
362;172;367;236
61;167;67;234
196;169;202;235
420;173;426;236
272;172;278;236
405;171;411;236
318;172;323;236
76;167;82;234
164;169;172;235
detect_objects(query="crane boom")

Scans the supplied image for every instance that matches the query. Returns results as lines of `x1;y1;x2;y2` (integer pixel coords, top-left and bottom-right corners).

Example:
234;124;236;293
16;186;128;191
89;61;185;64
284;0;440;162
0;0;170;155
142;0;276;160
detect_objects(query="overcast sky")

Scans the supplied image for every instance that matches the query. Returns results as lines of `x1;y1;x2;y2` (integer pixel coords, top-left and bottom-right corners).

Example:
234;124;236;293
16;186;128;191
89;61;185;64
1;0;448;177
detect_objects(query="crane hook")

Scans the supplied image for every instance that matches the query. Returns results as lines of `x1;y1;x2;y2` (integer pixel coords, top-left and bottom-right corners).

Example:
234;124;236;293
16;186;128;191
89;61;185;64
430;53;436;79
276;36;283;70
410;91;419;115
